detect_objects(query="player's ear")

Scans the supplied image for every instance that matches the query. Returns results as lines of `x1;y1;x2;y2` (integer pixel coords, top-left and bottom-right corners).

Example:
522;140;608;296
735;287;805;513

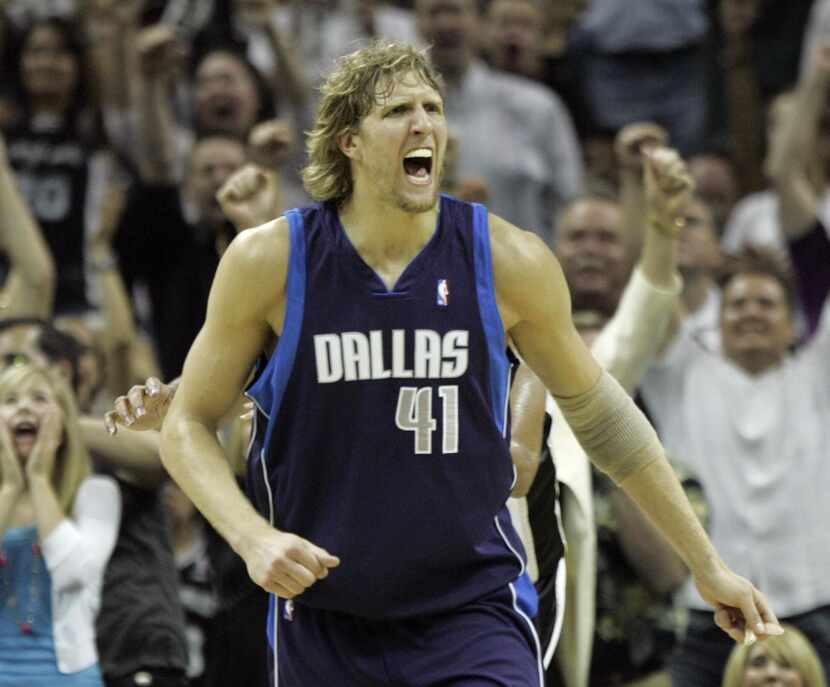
337;128;359;160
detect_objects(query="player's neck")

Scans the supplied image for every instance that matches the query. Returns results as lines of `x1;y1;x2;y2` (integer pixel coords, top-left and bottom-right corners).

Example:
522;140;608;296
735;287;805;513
338;193;439;261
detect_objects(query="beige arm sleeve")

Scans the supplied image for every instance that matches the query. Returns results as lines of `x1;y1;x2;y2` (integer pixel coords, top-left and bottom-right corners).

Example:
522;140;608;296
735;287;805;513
554;370;662;484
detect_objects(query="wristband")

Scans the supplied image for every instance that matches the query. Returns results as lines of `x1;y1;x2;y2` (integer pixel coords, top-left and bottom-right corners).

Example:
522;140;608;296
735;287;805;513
648;215;686;238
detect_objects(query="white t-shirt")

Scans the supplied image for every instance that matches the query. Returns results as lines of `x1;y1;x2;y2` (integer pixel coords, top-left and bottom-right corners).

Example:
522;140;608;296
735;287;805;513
640;300;830;616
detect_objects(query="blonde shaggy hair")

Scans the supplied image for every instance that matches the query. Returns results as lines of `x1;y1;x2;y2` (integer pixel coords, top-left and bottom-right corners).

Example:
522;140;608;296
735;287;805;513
302;41;443;206
0;363;91;513
722;625;828;687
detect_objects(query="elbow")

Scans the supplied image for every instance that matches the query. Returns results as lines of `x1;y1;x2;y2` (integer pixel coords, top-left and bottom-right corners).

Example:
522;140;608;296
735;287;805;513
159;410;185;471
159;408;213;475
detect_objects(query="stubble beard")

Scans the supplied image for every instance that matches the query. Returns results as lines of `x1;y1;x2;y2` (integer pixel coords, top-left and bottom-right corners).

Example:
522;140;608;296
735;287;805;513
396;190;439;214
394;163;443;214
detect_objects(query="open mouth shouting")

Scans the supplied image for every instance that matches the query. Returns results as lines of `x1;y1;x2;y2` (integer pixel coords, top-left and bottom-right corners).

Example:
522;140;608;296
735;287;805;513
10;417;38;455
403;148;434;186
201;93;242;131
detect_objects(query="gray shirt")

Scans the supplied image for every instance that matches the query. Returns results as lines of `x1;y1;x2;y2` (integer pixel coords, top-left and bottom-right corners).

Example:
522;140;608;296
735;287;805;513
641;299;830;616
444;62;584;242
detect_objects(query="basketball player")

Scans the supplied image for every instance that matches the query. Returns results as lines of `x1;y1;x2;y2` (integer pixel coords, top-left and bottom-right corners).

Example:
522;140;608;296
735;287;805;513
158;42;780;685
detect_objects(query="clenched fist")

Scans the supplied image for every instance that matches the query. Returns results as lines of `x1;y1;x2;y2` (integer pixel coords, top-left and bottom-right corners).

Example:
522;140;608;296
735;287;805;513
644;146;695;238
615;122;669;173
241;527;341;599
248;118;296;169
136;24;187;79
217;164;283;231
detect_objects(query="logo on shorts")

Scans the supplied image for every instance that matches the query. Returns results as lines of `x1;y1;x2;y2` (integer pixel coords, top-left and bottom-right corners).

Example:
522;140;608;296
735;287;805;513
437;279;450;306
283;600;294;622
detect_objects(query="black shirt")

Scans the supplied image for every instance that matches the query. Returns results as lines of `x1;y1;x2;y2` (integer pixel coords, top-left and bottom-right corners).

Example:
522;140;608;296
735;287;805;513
96;476;189;679
116;184;232;380
4;119;90;313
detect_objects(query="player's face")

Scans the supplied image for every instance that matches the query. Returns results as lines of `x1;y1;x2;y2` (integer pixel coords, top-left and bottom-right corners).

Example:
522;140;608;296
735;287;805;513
720;273;793;373
0;373;64;463
348;73;447;214
742;645;804;687
555;200;629;314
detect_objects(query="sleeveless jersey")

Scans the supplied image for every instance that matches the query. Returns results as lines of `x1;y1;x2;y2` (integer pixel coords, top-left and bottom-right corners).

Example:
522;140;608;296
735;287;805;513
246;195;535;620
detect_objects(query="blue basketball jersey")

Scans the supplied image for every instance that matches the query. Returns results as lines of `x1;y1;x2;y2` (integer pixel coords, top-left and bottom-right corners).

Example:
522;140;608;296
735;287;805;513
245;195;535;620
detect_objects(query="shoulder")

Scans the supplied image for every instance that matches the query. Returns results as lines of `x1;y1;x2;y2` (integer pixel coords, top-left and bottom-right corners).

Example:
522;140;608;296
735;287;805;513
226;216;291;270
487;213;568;328
215;216;292;308
488;212;555;276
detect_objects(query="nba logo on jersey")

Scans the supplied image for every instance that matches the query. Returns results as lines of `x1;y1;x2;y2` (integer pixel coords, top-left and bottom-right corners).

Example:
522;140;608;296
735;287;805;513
437;279;450;306
284;600;294;622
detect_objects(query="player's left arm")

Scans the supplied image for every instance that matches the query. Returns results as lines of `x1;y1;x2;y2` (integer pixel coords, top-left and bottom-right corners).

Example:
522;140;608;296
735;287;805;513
491;217;782;643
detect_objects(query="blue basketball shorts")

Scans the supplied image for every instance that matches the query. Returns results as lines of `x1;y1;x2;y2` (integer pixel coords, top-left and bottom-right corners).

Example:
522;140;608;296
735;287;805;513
266;584;545;686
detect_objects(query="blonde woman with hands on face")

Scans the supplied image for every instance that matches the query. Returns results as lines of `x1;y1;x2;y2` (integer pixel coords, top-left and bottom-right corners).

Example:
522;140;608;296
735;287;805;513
722;625;828;687
0;363;121;686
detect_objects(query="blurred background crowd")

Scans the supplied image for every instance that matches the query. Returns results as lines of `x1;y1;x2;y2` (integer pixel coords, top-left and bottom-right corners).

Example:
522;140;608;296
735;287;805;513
0;0;829;686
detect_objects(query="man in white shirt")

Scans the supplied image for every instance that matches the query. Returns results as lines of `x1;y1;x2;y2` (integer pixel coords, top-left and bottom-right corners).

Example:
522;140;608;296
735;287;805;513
640;245;830;686
651;43;830;684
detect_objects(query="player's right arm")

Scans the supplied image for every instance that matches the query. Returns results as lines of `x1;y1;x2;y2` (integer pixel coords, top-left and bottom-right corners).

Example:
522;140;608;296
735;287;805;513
492;150;782;643
160;218;339;598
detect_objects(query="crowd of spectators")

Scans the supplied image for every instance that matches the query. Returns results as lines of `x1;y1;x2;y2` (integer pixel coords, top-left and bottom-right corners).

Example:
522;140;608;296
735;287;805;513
0;0;828;686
